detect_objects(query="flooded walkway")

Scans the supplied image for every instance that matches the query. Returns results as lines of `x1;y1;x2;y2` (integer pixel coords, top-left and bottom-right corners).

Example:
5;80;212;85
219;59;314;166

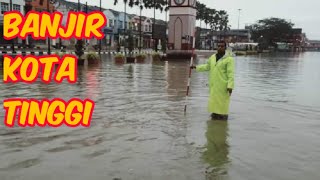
0;52;320;180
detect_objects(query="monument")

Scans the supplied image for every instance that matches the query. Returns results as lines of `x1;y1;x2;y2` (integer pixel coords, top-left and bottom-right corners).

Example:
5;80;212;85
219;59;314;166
167;0;197;60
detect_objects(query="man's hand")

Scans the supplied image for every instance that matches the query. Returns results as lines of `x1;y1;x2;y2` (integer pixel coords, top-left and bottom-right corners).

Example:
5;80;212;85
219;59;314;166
227;88;232;96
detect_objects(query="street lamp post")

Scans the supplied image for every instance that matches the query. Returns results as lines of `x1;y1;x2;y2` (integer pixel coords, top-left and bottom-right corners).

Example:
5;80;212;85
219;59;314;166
237;9;241;46
75;0;84;60
165;0;168;53
153;0;156;52
238;9;241;30
86;1;88;47
123;0;127;55
139;3;142;53
9;0;16;54
99;0;102;54
47;0;53;55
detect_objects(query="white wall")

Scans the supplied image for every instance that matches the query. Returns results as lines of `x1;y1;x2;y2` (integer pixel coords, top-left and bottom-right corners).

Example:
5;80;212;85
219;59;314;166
103;9;115;28
0;0;25;21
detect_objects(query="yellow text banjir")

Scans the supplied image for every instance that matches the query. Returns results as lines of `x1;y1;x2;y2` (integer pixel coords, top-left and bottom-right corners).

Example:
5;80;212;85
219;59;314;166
3;11;107;40
1;11;106;127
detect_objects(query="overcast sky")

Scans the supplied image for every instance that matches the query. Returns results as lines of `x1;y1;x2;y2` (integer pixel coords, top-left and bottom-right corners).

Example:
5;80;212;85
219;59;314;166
71;0;320;40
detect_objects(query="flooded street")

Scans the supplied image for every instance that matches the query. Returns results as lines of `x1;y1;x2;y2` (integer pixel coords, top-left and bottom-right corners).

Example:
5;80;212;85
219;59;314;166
0;52;320;180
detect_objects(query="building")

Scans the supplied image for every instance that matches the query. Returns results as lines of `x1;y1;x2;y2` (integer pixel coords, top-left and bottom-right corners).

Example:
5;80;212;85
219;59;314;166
195;28;251;50
195;27;212;50
128;14;143;49
153;19;167;51
305;40;320;51
286;28;306;51
0;0;181;51
24;0;55;46
217;29;251;43
114;11;130;48
53;0;106;50
0;0;25;46
52;0;78;49
103;9;117;48
25;0;54;12
142;17;153;48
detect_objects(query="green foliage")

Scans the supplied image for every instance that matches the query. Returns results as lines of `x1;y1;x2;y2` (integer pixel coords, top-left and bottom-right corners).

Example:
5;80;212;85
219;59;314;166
115;53;125;58
249;18;294;47
86;52;100;61
152;52;160;56
196;2;230;31
57;51;66;58
136;53;146;59
114;0;168;11
152;52;161;60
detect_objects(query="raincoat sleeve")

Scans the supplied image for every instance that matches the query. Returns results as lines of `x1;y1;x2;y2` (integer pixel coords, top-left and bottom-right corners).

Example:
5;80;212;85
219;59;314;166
227;57;235;89
196;58;211;72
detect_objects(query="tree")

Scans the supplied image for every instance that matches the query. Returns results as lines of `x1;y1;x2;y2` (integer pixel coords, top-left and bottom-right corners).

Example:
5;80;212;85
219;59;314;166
196;2;206;28
249;18;294;47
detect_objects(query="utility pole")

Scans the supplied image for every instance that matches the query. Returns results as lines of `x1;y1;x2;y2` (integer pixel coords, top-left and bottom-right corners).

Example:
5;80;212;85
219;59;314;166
10;0;16;54
75;0;84;60
139;2;142;53
153;0;156;52
124;1;127;55
86;1;88;47
99;0;102;54
238;9;241;30
47;0;51;55
237;9;242;45
165;0;168;53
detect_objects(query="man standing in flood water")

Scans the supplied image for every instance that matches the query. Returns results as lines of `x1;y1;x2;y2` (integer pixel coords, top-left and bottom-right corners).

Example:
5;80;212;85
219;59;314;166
191;41;235;120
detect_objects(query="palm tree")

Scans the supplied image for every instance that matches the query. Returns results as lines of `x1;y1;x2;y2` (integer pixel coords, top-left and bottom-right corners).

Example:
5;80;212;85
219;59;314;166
196;2;206;49
196;2;206;29
216;10;230;41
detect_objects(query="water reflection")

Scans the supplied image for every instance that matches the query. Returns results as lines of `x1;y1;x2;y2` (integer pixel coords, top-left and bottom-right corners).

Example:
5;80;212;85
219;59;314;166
85;64;101;99
236;53;305;103
202;120;230;179
0;53;319;179
164;61;189;101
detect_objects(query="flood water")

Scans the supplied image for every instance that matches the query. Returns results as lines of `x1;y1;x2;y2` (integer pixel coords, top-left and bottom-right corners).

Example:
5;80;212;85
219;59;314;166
0;52;319;180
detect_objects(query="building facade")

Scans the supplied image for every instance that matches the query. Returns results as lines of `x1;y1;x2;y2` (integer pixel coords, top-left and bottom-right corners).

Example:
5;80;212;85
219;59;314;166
25;0;54;12
195;27;252;50
0;0;25;46
0;0;175;51
103;9;117;48
305;40;320;51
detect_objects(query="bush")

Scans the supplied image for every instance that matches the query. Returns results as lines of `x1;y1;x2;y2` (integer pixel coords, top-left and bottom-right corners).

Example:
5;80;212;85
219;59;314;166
86;52;100;61
152;52;161;61
136;53;146;59
114;53;125;63
115;53;125;59
57;52;66;58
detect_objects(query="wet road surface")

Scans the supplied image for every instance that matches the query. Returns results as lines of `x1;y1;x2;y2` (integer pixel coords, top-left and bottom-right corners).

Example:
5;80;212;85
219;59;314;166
0;52;319;180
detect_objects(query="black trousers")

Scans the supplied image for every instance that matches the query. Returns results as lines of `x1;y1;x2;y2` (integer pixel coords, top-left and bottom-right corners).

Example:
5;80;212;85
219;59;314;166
211;113;228;120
